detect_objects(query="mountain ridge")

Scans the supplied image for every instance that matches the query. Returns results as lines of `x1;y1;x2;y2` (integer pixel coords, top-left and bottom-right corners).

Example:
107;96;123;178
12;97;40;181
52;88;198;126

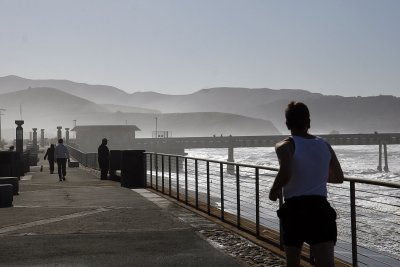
1;75;399;135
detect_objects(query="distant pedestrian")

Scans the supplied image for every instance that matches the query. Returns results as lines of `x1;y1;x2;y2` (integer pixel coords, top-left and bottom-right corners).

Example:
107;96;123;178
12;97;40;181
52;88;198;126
44;144;56;174
98;138;110;180
269;101;344;267
55;139;70;181
9;146;14;151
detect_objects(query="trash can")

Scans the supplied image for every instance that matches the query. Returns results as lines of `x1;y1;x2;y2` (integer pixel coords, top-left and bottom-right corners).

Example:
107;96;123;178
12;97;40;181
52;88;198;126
120;150;146;188
0;151;22;178
109;150;122;181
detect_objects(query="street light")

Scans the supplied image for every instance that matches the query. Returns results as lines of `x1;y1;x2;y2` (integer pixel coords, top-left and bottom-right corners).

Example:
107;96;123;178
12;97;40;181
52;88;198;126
155;116;158;138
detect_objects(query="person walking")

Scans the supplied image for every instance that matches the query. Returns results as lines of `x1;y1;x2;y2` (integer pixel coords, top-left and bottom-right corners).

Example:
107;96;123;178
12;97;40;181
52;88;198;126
55;139;70;181
98;138;110;180
269;101;344;267
44;144;56;174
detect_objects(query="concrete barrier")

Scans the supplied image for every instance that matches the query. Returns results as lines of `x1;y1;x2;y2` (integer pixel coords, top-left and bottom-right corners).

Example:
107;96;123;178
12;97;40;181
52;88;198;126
0;177;19;195
0;184;13;207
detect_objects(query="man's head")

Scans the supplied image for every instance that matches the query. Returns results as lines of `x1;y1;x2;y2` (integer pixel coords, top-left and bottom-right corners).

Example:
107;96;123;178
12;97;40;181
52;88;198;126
285;101;310;131
102;138;108;145
58;138;63;144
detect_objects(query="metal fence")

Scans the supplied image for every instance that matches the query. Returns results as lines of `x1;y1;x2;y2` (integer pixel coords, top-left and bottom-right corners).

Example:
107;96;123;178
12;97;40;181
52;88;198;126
145;152;400;267
67;145;98;170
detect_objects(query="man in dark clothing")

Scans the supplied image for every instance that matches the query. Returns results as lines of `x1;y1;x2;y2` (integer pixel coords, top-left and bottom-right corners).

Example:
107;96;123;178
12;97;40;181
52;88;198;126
44;144;55;174
55;139;70;181
98;138;110;180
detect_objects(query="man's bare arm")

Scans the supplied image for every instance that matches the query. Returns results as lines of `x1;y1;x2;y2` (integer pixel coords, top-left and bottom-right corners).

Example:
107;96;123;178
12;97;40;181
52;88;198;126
327;144;344;184
269;139;293;201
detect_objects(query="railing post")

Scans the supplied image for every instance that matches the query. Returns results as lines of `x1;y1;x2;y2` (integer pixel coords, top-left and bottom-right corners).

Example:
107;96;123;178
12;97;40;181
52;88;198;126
150;153;153;189
176;156;179;201
255;167;260;238
207;161;210;215
220;163;224;222
350;181;358;267
185;158;188;205
236;165;241;228
195;159;198;209
162;155;165;194
155;154;158;191
168;156;171;196
144;153;147;188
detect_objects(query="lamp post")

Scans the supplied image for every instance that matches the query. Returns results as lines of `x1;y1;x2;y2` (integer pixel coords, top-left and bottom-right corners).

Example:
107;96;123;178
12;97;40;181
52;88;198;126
155;117;158;138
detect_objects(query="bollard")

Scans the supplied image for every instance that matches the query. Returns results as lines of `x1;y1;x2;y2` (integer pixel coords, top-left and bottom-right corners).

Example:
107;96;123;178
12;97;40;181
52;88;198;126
0;151;22;178
0;184;13;207
0;177;19;195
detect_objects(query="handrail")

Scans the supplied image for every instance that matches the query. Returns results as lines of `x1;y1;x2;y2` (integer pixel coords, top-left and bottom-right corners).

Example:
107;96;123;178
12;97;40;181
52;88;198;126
344;176;400;188
143;151;280;172
144;151;400;267
144;152;400;188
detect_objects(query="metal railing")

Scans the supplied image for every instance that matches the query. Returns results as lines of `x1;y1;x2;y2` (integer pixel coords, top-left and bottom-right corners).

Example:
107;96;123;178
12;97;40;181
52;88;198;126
145;152;400;267
67;145;99;170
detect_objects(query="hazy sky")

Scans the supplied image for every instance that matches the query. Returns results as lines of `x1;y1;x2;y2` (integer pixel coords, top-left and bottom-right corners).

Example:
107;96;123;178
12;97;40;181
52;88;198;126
0;0;399;96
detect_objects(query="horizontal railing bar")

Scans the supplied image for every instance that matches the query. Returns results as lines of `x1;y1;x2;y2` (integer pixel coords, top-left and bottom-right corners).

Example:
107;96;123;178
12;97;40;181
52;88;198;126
344;176;400;188
146;152;400;189
144;152;279;172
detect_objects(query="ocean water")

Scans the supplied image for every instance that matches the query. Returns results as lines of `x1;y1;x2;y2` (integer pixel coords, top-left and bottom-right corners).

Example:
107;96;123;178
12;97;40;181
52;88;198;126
186;144;400;183
184;144;400;263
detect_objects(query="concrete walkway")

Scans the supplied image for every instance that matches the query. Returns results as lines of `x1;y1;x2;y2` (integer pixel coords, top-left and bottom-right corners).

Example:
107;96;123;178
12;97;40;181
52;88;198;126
0;162;248;267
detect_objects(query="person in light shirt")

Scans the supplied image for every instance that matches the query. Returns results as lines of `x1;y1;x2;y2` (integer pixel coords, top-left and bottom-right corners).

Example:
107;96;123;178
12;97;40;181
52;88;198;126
269;101;344;267
55;138;70;181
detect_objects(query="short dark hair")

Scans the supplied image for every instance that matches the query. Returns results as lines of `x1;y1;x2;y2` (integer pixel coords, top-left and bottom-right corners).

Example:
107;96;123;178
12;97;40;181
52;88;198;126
58;138;63;143
285;101;310;130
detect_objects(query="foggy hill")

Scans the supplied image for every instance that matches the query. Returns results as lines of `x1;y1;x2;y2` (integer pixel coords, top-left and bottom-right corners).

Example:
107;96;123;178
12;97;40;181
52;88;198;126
0;86;280;140
0;86;108;116
127;88;400;134
101;104;160;114
2;75;400;134
258;95;400;134
0;87;109;131
73;112;280;138
0;75;129;104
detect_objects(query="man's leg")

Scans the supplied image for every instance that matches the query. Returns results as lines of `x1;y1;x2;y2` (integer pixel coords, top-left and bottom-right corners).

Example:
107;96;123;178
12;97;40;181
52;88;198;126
57;159;62;181
49;160;54;174
310;242;335;267
284;245;302;267
62;158;67;180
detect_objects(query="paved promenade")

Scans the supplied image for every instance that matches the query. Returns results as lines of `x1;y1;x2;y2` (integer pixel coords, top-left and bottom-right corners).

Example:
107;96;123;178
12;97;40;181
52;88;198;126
0;161;253;267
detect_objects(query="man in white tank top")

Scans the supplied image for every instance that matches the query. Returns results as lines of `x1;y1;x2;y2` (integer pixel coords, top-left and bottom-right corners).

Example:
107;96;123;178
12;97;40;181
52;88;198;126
269;101;344;267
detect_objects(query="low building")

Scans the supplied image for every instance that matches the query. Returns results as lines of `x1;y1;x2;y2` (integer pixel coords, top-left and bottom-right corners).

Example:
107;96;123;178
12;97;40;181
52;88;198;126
71;125;141;152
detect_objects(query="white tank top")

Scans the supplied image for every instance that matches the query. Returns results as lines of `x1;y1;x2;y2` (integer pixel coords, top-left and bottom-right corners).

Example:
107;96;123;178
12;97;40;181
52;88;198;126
283;136;331;199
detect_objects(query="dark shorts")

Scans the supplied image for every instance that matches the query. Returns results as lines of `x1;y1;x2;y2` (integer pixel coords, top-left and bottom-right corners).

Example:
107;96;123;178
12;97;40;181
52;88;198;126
277;195;337;248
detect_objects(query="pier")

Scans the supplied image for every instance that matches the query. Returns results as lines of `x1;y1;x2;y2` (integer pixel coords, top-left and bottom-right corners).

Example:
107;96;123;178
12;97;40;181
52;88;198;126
2;123;400;266
0;153;269;267
133;133;400;172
